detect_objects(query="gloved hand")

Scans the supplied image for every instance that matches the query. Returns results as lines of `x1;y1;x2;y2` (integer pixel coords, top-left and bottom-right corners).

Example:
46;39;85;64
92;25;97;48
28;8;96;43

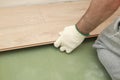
54;25;89;53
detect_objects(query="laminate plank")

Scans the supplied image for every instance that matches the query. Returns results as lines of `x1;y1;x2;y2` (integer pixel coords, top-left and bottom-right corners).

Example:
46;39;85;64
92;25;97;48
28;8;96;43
0;1;119;51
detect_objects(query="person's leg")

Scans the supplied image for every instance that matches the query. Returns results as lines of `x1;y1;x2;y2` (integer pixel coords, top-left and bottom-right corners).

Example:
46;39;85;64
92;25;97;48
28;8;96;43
97;48;120;80
93;17;120;80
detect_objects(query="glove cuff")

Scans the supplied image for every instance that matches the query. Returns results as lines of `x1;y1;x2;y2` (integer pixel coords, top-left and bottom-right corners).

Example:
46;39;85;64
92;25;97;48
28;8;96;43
75;24;90;36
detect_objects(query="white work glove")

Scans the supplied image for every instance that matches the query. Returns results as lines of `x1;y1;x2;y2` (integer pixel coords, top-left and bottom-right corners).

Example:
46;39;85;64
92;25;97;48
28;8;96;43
54;25;89;53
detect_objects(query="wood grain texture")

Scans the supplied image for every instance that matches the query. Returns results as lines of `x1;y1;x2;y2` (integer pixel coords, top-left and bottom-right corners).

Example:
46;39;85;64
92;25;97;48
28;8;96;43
0;0;83;7
0;1;120;52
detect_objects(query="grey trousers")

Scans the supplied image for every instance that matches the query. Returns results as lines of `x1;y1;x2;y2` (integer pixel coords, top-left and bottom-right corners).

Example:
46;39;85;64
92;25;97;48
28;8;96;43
93;17;120;80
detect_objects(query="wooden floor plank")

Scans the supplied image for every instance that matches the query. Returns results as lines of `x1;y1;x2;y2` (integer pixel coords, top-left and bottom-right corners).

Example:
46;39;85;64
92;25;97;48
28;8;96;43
0;1;120;52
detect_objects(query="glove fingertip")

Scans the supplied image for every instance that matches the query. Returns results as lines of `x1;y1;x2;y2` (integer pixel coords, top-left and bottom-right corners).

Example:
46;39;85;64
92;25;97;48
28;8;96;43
54;37;62;48
66;49;72;53
60;47;66;52
54;42;60;48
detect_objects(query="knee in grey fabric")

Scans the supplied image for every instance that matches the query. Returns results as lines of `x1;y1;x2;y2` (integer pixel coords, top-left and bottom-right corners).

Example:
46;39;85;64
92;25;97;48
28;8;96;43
93;17;120;80
97;49;120;80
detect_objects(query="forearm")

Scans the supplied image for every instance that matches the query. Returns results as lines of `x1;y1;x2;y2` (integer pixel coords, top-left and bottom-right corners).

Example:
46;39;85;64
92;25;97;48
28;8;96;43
76;0;120;34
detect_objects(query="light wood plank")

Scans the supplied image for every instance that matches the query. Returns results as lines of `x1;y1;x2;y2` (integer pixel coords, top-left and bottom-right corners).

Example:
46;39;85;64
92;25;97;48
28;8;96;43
0;1;120;52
